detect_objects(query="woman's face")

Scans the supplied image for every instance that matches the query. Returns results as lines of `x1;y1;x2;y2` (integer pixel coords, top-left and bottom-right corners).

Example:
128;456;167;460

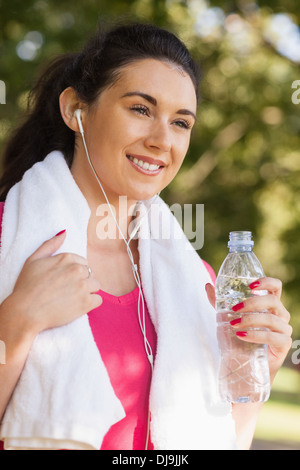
73;58;197;204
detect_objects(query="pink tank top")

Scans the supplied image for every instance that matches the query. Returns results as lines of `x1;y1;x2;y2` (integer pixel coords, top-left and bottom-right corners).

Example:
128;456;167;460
89;287;157;450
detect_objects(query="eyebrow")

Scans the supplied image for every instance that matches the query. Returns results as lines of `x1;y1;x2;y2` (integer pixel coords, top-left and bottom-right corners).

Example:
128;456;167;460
121;91;197;122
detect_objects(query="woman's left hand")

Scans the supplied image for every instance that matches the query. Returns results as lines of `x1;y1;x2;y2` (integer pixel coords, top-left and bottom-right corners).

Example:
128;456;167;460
206;277;293;383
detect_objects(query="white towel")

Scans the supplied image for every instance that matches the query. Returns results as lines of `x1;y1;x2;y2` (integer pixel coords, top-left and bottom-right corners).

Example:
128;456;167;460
138;199;236;450
0;151;236;450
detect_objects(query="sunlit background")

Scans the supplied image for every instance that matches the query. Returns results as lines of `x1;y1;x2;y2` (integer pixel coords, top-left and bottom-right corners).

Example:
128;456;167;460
0;0;300;450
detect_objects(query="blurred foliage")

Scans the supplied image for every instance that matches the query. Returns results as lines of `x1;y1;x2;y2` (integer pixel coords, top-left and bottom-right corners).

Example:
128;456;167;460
0;0;299;342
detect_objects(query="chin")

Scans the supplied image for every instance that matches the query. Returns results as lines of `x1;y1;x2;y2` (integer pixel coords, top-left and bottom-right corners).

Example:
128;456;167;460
124;184;161;203
134;190;160;203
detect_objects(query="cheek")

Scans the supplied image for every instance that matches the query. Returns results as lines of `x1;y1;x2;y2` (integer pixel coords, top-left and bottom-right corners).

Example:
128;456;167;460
165;146;188;186
173;138;190;167
94;117;142;154
87;120;122;159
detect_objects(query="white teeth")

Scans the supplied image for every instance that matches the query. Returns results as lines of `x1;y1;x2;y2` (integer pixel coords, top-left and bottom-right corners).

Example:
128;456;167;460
128;155;160;172
148;164;157;171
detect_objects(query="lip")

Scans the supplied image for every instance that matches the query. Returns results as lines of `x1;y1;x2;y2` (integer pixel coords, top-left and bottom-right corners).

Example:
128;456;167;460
126;153;165;176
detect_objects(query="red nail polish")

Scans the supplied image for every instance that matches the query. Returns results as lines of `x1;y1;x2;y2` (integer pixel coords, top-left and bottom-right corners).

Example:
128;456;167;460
236;331;247;337
232;302;244;312
249;281;260;289
55;230;66;237
230;318;242;326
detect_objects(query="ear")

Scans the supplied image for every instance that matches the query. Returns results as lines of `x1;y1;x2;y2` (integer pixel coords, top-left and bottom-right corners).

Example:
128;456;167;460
59;87;85;133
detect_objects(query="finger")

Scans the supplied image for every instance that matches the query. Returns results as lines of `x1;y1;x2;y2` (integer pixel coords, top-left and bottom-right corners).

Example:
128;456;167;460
53;253;92;275
77;263;93;280
235;329;293;353
249;277;282;298
230;312;293;337
87;277;101;294
205;283;216;308
89;293;103;310
27;229;67;262
232;294;290;322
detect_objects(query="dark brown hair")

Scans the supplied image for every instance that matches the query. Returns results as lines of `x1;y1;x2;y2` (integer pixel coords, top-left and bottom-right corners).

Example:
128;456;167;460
0;22;200;201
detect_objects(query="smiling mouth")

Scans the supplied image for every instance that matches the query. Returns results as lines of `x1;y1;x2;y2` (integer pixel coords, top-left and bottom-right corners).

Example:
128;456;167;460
126;154;164;174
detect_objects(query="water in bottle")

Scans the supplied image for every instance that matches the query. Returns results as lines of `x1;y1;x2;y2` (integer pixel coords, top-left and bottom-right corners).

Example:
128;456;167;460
215;231;270;404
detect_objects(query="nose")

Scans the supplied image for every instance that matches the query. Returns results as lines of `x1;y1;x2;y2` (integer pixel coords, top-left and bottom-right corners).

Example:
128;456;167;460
144;120;172;153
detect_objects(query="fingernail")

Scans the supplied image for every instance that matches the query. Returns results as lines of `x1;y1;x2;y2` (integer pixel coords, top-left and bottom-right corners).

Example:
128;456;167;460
232;302;244;312
236;331;247;337
249;281;260;289
230;318;242;326
55;230;66;237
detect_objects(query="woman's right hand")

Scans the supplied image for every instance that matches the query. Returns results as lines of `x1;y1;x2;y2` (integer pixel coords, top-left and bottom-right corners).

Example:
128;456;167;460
8;230;102;337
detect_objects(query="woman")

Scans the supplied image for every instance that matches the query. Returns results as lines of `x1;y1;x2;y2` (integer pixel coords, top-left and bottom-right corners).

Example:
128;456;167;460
0;22;292;450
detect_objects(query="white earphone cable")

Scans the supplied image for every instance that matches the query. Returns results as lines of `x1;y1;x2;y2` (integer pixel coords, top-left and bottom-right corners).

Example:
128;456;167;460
76;113;155;449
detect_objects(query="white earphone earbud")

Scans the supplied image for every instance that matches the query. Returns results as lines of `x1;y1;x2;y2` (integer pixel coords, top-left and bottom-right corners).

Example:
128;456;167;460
75;109;84;135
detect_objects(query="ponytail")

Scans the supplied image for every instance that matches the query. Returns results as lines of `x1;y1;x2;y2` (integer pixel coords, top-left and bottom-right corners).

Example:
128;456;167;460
0;54;78;201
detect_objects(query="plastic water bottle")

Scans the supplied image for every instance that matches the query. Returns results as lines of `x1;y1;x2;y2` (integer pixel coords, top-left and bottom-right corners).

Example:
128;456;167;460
215;231;270;404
